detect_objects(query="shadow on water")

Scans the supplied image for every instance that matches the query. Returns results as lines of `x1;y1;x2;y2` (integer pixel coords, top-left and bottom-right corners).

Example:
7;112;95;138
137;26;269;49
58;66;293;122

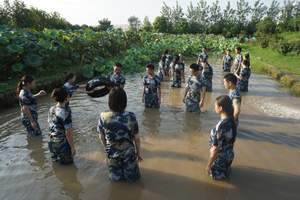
238;129;300;149
52;163;83;200
26;136;46;169
141;109;161;135
102;166;300;200
143;148;204;162
230;166;300;200
102;168;230;200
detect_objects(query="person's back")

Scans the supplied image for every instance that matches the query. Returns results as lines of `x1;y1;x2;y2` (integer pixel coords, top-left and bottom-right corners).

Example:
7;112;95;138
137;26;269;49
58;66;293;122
97;87;142;182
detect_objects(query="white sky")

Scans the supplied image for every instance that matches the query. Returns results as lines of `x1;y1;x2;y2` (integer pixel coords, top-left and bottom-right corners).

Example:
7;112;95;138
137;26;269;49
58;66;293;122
1;0;284;25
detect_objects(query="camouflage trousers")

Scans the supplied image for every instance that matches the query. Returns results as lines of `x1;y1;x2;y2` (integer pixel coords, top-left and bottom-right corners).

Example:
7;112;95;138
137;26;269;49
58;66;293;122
210;149;234;180
144;94;160;109
21;113;42;136
48;137;73;165
107;149;141;182
238;80;249;92
172;73;182;88
185;98;200;113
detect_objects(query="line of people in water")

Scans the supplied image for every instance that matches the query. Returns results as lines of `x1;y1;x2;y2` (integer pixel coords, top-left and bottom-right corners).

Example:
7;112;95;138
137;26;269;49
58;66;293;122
16;46;251;182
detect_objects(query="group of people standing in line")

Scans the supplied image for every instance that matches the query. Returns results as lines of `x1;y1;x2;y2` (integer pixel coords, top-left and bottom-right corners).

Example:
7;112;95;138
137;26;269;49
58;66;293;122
16;46;251;183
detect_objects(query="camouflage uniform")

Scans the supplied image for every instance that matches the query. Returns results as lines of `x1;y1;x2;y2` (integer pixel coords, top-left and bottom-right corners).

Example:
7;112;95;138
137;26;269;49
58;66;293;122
185;74;205;112
97;111;141;182
171;63;184;88
164;54;172;76
48;105;73;164
238;67;251;92
233;54;243;74
223;55;233;72
63;82;79;97
209;117;236;180
143;75;161;108
110;74;126;87
158;61;164;81
201;64;213;92
19;89;41;136
228;89;241;127
198;52;209;63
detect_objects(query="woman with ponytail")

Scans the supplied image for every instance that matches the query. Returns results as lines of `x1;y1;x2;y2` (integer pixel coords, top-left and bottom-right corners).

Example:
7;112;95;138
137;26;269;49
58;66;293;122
17;75;47;136
206;95;237;180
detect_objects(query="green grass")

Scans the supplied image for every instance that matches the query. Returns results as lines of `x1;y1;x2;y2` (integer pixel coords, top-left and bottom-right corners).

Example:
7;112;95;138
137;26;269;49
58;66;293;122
244;44;300;76
280;32;300;43
243;41;300;96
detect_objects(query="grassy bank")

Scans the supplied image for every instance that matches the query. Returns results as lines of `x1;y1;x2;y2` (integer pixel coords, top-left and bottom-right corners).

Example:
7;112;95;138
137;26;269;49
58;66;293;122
244;44;300;96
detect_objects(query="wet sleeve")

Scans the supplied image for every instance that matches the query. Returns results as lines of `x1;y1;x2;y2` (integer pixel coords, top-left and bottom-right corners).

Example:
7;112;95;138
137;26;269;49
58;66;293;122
97;115;105;135
64;111;72;130
121;76;126;85
211;129;219;147
131;114;139;135
19;92;32;106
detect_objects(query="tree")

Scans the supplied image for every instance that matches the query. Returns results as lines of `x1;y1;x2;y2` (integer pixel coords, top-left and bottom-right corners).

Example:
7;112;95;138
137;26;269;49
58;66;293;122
128;16;141;32
141;16;153;32
256;17;277;34
209;0;223;34
98;18;113;31
153;16;169;33
173;18;189;34
267;0;280;21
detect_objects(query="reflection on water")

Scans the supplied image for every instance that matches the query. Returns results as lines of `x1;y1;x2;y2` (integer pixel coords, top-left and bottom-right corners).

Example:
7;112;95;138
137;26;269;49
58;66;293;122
0;59;300;200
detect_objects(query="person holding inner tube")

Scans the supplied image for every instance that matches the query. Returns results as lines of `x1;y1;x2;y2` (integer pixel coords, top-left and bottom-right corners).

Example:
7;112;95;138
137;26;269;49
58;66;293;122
110;62;126;88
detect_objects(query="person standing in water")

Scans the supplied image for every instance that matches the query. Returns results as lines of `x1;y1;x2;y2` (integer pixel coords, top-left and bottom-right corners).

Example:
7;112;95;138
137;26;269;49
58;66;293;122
232;47;243;75
183;63;206;113
110;62;126;88
206;95;237;180
223;73;241;123
158;55;166;81
48;88;75;164
201;60;214;92
171;55;183;88
142;64;161;109
17;75;47;136
197;47;209;65
179;53;185;83
222;49;233;72
236;59;251;92
97;87;142;182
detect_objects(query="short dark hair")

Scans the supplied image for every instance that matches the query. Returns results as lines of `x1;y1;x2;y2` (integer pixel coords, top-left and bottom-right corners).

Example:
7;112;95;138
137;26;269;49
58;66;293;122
189;63;200;71
146;63;155;70
224;73;237;85
51;87;69;103
108;87;127;112
65;73;75;82
114;62;122;68
236;46;242;52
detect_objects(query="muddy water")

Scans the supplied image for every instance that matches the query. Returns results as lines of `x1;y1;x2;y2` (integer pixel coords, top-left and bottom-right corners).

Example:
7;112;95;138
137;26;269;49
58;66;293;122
0;59;300;200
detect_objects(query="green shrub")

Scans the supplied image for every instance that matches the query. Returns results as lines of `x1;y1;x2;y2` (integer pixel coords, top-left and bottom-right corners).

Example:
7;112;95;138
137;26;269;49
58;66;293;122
280;75;298;87
290;82;300;96
278;40;293;55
